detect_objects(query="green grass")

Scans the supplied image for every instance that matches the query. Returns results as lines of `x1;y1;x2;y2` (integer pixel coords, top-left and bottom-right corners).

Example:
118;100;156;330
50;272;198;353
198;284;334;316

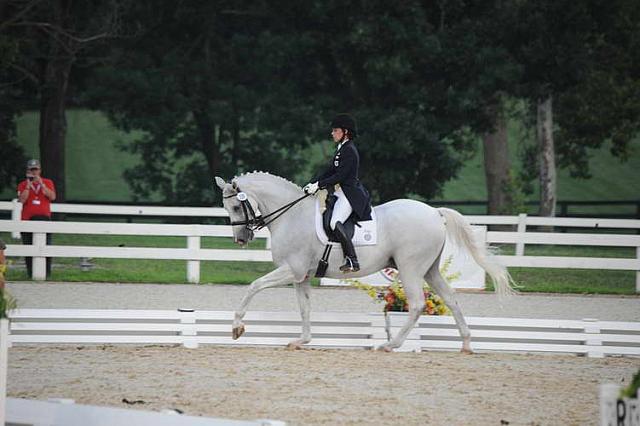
434;119;640;215
1;110;144;202
2;232;636;294
3;109;639;215
489;244;636;294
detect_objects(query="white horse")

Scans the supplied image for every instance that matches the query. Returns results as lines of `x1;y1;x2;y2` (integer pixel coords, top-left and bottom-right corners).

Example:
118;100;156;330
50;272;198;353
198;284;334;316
215;172;514;353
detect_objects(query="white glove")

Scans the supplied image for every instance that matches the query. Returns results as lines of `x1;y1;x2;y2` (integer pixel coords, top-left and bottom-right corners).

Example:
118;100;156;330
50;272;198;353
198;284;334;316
303;181;319;194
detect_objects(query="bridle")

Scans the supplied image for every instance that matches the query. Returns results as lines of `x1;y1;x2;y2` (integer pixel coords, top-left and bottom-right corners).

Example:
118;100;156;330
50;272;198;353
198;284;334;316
223;186;311;232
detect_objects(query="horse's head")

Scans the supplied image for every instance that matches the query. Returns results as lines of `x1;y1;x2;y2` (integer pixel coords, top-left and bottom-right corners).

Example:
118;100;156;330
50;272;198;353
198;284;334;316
215;176;258;246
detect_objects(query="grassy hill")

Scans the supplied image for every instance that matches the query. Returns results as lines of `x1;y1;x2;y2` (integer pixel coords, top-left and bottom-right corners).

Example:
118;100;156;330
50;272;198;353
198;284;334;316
437;120;640;200
3;109;639;215
1;110;143;202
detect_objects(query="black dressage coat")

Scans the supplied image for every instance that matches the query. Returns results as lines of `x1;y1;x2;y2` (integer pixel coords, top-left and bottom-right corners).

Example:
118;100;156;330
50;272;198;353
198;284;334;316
316;140;372;221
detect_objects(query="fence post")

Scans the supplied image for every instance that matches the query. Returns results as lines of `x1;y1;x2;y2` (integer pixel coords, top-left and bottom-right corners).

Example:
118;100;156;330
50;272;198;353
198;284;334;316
32;232;47;281
0;318;9;426
515;213;527;256
583;318;604;358
10;199;21;240
186;236;200;284
636;247;639;294
178;308;198;349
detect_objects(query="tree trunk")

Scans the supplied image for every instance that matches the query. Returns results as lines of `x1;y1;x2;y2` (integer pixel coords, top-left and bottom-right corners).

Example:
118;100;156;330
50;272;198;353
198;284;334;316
537;96;556;217
483;108;512;215
39;53;73;202
194;111;221;177
38;0;75;202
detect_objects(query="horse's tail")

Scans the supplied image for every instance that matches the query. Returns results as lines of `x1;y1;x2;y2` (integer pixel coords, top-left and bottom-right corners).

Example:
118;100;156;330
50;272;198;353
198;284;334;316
437;207;516;298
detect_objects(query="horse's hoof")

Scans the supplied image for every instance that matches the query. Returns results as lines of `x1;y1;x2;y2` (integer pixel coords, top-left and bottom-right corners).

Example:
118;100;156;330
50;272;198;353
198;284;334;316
286;338;311;350
232;324;245;340
376;344;394;353
460;348;474;355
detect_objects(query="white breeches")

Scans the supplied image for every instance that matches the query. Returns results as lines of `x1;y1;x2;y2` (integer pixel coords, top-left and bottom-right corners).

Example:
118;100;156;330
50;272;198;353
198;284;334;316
330;189;353;230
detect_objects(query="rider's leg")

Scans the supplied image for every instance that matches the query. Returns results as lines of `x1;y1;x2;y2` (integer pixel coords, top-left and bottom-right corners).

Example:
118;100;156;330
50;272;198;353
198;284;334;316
330;191;359;272
329;190;353;230
334;222;359;272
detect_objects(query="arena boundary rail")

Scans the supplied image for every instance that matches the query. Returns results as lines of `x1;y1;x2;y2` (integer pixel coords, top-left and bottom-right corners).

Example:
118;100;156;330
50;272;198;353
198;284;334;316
6;309;640;358
0;201;639;291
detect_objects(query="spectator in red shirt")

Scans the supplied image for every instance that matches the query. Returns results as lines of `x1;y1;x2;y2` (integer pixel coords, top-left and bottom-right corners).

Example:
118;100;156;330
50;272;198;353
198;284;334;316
17;159;56;278
0;238;6;289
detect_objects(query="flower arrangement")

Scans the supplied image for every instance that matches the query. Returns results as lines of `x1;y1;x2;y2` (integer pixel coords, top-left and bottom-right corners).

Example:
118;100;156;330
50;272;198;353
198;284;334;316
0;289;17;320
351;256;461;315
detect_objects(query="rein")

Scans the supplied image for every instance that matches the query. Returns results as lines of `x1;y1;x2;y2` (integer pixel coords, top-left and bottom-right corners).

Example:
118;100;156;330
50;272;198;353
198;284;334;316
223;189;311;231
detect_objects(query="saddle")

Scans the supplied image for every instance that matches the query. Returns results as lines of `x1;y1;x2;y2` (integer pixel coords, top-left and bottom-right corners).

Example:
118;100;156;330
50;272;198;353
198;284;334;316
315;189;366;278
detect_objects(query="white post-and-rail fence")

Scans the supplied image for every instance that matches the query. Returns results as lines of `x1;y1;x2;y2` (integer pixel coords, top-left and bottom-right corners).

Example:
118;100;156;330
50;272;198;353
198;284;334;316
4;308;640;358
1;201;639;290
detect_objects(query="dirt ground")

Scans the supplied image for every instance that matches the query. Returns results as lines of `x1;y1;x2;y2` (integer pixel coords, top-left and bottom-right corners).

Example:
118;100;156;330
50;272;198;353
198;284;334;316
7;345;639;425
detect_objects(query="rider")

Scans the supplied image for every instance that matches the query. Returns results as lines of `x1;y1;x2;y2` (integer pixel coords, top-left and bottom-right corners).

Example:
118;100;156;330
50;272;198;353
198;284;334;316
304;114;371;273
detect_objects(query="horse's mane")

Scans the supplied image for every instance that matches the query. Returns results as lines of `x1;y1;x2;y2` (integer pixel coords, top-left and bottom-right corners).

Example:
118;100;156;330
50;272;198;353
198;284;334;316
234;171;302;193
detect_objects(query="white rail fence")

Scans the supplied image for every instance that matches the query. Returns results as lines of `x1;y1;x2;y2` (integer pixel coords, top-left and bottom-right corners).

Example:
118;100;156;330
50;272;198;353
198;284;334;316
6;309;640;358
1;201;639;290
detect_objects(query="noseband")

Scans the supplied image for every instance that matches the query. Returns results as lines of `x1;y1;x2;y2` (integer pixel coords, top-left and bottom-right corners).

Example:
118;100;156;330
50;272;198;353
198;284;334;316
223;190;264;231
223;186;311;232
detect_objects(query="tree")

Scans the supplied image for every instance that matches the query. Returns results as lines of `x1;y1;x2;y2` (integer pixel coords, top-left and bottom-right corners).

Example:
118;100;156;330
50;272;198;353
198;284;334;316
510;0;640;215
86;0;320;205
0;7;30;193
1;0;125;201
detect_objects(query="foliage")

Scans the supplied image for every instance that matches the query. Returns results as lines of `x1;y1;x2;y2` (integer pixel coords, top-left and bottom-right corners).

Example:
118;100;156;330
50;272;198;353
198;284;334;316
351;256;460;314
0;288;17;319
354;279;450;315
620;369;640;399
0;29;28;193
86;0;317;205
3;0;639;207
498;170;528;214
507;0;640;180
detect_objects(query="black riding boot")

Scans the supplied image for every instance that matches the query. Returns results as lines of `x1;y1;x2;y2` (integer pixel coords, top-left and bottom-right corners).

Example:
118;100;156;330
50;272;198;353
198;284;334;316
334;221;360;272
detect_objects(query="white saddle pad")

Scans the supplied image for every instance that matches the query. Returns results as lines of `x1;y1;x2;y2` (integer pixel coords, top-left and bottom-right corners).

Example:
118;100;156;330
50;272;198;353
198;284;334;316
315;199;377;246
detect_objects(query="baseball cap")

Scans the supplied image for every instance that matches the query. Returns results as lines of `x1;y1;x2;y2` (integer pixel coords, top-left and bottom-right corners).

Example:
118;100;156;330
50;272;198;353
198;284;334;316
26;159;41;169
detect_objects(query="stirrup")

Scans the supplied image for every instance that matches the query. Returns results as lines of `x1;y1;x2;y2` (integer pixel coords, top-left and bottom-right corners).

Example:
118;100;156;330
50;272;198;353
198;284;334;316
339;257;359;273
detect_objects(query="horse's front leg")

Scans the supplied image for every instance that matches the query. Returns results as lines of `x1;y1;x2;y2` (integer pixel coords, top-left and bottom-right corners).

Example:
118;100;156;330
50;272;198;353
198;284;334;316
232;265;295;340
288;278;311;349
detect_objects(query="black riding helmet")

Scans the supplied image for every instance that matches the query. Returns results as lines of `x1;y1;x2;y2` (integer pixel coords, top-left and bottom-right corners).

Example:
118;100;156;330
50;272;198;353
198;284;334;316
330;114;358;138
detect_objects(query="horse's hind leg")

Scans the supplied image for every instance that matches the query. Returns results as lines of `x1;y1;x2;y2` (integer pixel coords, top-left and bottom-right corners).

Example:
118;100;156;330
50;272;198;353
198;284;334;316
377;268;425;352
425;262;473;354
288;278;312;349
232;265;295;339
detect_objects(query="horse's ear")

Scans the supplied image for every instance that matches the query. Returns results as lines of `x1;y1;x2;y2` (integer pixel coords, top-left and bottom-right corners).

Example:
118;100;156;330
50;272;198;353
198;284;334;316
214;176;226;190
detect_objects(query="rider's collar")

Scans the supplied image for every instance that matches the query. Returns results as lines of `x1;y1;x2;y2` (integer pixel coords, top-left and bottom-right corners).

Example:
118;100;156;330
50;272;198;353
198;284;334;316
337;138;349;151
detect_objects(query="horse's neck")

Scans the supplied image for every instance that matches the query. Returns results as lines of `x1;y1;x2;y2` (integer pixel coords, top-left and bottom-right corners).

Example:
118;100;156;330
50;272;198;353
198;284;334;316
242;180;312;235
246;186;298;217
